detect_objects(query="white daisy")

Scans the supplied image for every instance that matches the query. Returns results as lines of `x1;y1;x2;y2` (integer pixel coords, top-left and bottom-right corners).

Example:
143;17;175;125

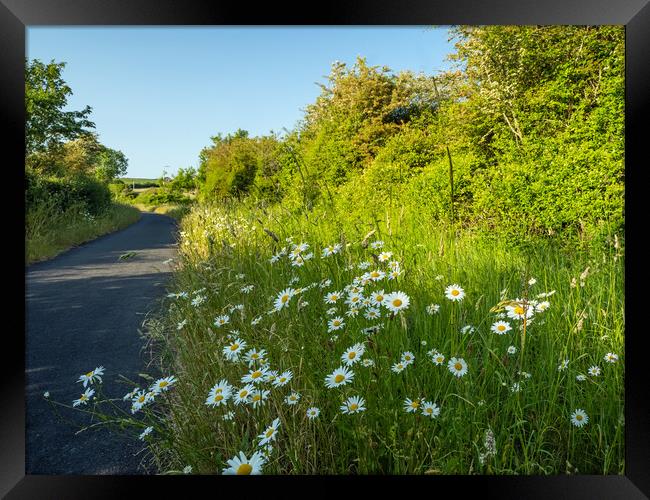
242;367;269;385
306;407;320;419
272;370;293;387
370;290;387;307
274;288;296;310
151;375;177;394
401;351;415;365
576;374;587;381
325;291;343;304
426;304;440;315
223;411;235;421
328;317;345;332
535;301;551;312
345;308;360;317
460;325;476;335
340;396;366;414
604;353;619;363
214;315;230;327
391;361;407;373
341;343;366;366
258;418;281;446
570;409;589;428
222;451;266;475
345;293;363;307
364;308;381;320
72;388;95;407
448;357;468;378
249;389;270;408
505;299;534;321
403;397;421;413
588;365;601;377
205;380;232;407
368;269;386;281
241;284;254;294
244;348;267;367
361;359;375;367
324;366;355;389
285;392;301;405
251;316;263;326
507;346;517;355
430;352;446;366
183;465;192;474
233;384;255;405
139;426;153;440
421;401;440;418
370;240;384;249
378;251;393;262
445;284;465;301
77;366;105;387
491;321;512;335
177;319;188;329
223;338;247;361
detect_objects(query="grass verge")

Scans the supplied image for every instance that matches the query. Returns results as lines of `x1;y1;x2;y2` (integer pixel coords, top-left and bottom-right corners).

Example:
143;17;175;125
134;201;624;475
26;202;141;265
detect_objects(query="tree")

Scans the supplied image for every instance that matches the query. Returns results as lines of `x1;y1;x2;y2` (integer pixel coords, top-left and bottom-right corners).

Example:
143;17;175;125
94;147;128;182
25;59;95;159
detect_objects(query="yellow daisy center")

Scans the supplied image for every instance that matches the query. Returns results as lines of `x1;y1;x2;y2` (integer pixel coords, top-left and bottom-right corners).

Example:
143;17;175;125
454;362;463;371
350;403;359;411
138;395;146;403
411;401;419;408
376;295;383;301
265;429;274;437
393;299;402;307
281;295;289;303
331;295;338;301
159;381;168;387
251;371;262;379
230;344;239;351
371;272;379;278
437;357;444;363
334;374;345;383
252;394;261;402
236;463;253;475
86;371;94;378
348;352;356;359
215;395;223;401
514;306;525;315
425;408;433;414
451;289;460;296
498;325;506;331
240;390;248;398
576;415;583;421
333;321;341;326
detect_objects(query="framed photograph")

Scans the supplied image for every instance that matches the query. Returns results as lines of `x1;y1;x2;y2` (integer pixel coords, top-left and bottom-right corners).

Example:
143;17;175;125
4;0;648;497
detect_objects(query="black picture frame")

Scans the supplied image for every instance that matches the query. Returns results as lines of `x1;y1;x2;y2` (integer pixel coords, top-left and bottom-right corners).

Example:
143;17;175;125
4;0;648;497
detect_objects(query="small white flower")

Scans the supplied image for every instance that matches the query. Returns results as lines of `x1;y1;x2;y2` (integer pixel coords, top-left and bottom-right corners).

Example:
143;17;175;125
285;392;301;405
570;409;589;427
445;284;465;302
214;315;230;328
139;426;153;440
588;365;601;377
426;303;440;315
183;465;192;474
507;346;517;355
306;407;320;419
73;388;95;407
421;401;440;418
448;357;468;378
604;353;619;363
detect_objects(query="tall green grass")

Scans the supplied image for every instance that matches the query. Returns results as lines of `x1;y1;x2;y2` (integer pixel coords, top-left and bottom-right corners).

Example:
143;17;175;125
142;201;624;475
26;200;141;264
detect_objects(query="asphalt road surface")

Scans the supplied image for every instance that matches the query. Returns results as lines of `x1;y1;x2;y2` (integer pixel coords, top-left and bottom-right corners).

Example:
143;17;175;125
25;213;178;474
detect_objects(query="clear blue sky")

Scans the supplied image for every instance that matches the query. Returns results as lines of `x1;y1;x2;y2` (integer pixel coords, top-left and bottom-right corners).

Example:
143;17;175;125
27;27;455;179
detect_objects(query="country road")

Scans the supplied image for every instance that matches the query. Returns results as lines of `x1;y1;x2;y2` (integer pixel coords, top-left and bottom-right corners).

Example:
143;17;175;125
25;212;178;474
